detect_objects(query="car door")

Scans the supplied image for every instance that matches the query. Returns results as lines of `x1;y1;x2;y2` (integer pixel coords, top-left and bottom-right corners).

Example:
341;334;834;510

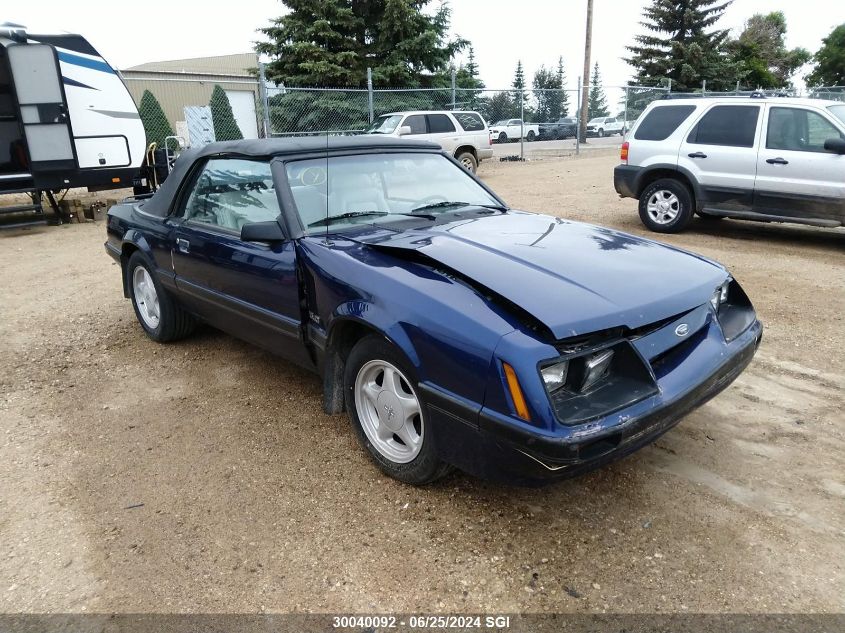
754;105;845;224
425;113;459;153
677;104;762;212
508;119;522;139
170;156;311;366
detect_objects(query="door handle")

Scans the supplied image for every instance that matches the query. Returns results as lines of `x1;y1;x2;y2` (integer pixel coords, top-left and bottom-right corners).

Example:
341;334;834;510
176;238;190;254
766;157;789;165
688;152;707;159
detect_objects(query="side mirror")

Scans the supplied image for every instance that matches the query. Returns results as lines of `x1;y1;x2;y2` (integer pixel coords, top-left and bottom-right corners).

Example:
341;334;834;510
241;220;286;243
823;137;845;154
397;125;412;136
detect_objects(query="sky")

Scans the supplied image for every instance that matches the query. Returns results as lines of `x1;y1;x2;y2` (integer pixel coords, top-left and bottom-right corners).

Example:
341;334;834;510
7;0;844;92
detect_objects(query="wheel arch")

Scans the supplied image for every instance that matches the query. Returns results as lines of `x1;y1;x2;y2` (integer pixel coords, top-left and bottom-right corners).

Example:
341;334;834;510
320;313;421;415
118;233;155;297
453;145;477;160
635;165;700;210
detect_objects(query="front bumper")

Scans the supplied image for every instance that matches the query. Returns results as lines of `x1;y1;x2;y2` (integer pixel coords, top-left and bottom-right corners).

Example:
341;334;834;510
424;318;762;486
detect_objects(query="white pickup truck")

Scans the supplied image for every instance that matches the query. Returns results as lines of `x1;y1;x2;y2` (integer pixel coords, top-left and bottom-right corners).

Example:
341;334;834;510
489;119;540;142
586;116;626;137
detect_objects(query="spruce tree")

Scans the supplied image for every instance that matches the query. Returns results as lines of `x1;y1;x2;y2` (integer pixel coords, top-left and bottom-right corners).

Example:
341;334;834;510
588;63;609;118
257;0;362;86
209;85;244;141
456;46;485;109
138;90;174;147
625;0;738;92
557;56;570;116
511;60;528;113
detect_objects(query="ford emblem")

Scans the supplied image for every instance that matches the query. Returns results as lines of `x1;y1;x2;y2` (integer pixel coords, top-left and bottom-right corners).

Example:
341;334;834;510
675;323;689;337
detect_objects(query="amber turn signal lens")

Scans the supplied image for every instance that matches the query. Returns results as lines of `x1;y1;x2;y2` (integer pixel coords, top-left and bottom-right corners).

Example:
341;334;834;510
502;362;531;421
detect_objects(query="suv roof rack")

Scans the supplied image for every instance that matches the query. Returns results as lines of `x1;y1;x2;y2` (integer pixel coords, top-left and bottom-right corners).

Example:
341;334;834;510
659;90;798;101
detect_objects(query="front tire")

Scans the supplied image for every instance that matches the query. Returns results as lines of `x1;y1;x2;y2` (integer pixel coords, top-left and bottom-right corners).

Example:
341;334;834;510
127;251;195;342
598;128;605;138
526;130;536;141
456;151;478;173
344;335;451;485
498;132;507;143
638;179;694;233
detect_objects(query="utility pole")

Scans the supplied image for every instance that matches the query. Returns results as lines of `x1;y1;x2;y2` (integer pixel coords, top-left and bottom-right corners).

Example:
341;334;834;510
578;0;594;143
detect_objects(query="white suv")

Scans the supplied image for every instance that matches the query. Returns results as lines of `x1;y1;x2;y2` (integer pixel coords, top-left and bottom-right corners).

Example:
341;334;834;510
614;96;845;233
366;110;493;173
587;116;625;137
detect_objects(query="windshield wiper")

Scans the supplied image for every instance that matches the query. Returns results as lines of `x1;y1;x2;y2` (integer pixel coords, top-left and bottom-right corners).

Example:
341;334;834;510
308;211;388;227
411;201;508;214
308;210;435;228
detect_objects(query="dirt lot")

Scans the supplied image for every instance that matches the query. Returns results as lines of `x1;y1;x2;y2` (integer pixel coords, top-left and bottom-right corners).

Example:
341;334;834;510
1;153;843;614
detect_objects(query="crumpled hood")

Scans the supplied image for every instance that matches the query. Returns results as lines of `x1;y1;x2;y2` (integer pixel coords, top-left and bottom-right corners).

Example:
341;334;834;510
354;211;726;339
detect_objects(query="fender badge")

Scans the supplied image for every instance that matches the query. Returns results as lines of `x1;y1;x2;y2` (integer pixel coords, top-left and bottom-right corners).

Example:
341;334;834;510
675;323;690;337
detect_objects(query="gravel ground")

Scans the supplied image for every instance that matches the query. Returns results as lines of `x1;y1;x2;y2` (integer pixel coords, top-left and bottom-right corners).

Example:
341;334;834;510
1;153;843;614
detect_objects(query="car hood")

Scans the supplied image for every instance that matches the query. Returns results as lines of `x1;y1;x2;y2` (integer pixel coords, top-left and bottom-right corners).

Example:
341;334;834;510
353;211;726;340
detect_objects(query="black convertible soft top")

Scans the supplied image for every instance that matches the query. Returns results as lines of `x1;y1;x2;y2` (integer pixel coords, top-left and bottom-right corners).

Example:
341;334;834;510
142;136;440;217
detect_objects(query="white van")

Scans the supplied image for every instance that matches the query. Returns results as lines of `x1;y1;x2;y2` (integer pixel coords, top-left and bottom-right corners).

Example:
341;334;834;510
366;110;493;173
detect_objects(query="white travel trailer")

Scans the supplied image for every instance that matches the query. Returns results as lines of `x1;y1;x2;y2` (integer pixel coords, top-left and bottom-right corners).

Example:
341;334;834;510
0;22;146;219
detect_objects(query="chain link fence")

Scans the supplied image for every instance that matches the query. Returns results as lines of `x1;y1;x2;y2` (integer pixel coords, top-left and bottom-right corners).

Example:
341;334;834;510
122;71;845;161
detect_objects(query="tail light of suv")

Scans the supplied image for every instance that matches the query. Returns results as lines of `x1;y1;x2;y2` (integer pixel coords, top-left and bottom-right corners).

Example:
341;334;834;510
620;141;629;164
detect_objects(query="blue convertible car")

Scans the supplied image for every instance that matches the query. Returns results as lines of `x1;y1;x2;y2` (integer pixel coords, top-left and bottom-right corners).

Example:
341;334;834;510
105;137;762;485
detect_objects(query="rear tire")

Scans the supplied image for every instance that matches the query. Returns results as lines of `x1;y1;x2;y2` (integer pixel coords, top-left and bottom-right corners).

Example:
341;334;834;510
344;335;451;485
127;251;195;342
456;151;478;173
638;179;694;233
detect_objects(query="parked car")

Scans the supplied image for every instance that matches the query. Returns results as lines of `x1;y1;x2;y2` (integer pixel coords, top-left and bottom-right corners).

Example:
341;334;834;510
489;119;540;143
539;117;578;140
587;116;625;137
105;136;761;486
365;110;492;173
614;96;845;233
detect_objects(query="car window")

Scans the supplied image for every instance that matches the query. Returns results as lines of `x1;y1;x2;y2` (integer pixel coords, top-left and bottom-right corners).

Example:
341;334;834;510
453;112;485;131
403;114;427;135
767;107;845;153
509;119;521;125
367;114;402;134
427;114;456;133
285;153;499;234
687;105;759;148
181;158;280;232
634;105;696;141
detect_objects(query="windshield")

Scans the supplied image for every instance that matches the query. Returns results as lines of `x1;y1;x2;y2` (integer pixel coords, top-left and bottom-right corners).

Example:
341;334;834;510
366;114;402;134
829;105;845;126
286;153;502;234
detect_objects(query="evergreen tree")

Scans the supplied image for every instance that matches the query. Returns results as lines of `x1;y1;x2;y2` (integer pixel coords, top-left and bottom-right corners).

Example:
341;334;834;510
557;56;570;116
625;0;738;92
727;12;810;88
533;64;564;122
511;60;528;112
806;23;845;86
588;63;609;118
257;0;466;88
481;91;518;124
455;46;485;109
138;90;174;147
209;85;244;141
256;0;361;87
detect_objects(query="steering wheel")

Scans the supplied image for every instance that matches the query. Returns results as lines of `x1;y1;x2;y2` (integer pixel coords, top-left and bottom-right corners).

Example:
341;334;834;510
300;166;327;186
